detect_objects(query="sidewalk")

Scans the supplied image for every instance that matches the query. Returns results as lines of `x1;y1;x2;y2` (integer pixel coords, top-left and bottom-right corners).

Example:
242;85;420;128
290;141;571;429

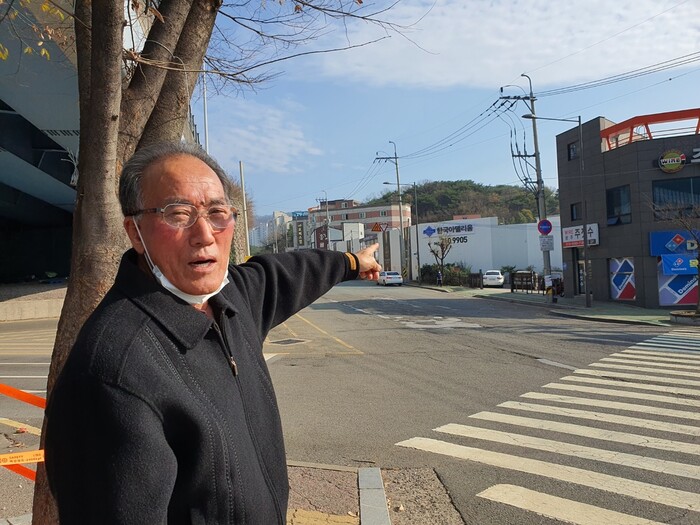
414;283;674;327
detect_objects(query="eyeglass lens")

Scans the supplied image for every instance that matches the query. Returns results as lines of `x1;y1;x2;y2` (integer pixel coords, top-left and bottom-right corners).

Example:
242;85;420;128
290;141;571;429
162;204;235;229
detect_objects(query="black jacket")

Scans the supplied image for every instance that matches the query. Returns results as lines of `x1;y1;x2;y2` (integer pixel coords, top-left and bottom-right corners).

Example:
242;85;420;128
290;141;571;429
45;248;360;524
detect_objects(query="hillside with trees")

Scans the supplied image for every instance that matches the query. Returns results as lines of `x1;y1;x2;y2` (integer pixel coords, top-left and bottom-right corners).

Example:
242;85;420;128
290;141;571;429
365;180;559;224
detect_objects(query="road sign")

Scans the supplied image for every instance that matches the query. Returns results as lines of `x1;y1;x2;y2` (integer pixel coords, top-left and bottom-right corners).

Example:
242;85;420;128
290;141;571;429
539;235;554;252
371;222;382;233
537;219;553;235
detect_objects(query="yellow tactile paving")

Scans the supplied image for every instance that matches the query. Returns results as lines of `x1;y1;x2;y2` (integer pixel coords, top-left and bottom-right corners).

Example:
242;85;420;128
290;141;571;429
287;508;359;525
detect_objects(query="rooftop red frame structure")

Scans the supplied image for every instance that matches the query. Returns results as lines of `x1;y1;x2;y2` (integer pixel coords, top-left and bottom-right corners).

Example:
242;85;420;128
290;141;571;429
600;108;700;151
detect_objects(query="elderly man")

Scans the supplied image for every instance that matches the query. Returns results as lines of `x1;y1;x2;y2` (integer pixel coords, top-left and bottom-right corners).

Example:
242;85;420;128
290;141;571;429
45;141;382;524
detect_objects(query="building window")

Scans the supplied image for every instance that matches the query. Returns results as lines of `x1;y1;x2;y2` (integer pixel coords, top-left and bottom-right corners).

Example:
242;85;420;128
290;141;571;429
652;176;700;220
567;141;579;160
571;202;582;221
359;212;366;219
341;202;348;209
341;214;349;220
606;185;632;226
380;210;388;217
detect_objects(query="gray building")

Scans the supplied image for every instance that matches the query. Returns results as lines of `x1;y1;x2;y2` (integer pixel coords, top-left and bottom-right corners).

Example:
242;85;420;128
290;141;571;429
556;108;700;308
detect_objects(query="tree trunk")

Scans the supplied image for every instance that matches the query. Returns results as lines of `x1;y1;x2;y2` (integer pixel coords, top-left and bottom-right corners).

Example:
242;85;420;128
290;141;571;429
32;0;127;522
117;0;194;163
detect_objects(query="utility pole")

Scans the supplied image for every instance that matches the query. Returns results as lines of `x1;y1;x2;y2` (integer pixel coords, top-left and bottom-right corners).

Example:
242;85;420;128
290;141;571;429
500;74;551;279
239;161;250;258
322;190;330;250
376;142;405;275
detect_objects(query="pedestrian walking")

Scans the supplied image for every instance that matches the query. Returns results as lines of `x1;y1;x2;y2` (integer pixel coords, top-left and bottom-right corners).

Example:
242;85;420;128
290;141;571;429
437;270;443;286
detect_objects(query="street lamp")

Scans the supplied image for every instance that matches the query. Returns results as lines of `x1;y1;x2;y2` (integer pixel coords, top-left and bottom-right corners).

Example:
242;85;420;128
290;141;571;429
522;113;591;307
384;181;421;283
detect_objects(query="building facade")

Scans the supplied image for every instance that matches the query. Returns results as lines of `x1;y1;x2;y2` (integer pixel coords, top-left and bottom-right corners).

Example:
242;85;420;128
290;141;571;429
556;109;700;308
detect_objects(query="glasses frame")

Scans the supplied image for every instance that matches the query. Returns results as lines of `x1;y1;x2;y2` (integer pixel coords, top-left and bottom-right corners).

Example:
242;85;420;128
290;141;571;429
129;203;238;230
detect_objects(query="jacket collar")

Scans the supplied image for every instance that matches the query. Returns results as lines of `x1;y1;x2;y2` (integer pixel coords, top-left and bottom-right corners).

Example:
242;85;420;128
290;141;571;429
114;249;238;350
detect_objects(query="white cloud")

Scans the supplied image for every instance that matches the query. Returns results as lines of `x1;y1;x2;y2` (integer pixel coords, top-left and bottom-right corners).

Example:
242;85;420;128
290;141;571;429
205;96;322;176
313;0;700;88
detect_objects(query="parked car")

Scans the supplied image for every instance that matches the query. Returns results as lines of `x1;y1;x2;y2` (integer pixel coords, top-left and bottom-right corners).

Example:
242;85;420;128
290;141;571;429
377;271;403;286
483;269;505;287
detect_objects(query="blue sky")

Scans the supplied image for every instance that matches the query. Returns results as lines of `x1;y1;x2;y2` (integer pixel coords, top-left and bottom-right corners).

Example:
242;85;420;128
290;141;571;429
193;0;700;218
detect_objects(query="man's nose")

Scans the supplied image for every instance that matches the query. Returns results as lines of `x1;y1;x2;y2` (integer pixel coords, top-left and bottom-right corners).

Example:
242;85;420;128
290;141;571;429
189;215;216;244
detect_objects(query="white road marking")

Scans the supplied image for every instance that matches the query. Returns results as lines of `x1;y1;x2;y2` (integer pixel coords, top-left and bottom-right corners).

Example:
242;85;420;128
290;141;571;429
399;317;480;330
469;411;700;455
520;392;700;421
499;401;700;436
622;349;700;360
477;484;666;525
573;368;700;387
632;343;700;353
560;375;700;397
600;357;700;370
611;352;700;364
435;423;700;479
589;362;700;378
543;382;700;408
395;437;700;511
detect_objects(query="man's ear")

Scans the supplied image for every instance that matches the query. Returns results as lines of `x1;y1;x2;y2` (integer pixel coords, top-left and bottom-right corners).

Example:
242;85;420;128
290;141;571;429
123;217;145;254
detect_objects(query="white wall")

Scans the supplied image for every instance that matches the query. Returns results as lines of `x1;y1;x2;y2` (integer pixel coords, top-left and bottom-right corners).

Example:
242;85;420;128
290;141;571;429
410;216;563;276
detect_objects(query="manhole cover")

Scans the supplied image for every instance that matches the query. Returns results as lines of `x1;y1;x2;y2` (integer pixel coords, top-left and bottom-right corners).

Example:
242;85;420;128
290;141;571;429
270;338;306;346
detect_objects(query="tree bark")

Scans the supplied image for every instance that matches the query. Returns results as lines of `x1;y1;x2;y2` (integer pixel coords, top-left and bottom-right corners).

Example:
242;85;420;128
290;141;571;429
117;0;194;163
32;0;126;522
139;0;220;147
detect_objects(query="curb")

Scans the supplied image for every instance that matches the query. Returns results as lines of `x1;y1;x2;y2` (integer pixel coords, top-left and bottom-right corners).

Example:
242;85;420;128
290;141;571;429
0;515;31;525
358;468;391;525
550;309;672;327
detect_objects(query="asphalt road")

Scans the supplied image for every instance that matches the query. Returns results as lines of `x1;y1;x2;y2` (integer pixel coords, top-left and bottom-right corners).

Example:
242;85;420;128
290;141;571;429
1;284;699;524
268;281;699;525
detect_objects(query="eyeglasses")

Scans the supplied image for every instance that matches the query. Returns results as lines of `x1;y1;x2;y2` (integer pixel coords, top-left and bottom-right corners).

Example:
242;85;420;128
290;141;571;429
130;203;238;230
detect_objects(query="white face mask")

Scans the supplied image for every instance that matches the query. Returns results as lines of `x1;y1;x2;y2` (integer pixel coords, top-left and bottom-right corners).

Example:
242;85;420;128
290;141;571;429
133;220;229;305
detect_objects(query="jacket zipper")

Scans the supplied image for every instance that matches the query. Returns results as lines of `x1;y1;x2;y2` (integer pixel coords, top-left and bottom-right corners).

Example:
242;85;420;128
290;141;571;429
214;315;284;524
212;320;238;376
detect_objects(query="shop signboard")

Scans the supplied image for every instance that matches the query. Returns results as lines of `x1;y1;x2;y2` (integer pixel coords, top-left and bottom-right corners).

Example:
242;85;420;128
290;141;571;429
649;230;699;256
562;223;599;248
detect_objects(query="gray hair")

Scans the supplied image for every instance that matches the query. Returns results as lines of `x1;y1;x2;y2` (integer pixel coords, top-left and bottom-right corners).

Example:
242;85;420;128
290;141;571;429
119;141;234;216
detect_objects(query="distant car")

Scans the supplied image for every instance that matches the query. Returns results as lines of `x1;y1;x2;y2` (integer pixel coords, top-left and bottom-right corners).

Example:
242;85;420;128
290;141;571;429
483;270;505;288
377;271;403;286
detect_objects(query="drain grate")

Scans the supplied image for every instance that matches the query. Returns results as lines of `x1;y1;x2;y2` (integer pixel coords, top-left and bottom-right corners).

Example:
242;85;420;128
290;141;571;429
269;338;306;346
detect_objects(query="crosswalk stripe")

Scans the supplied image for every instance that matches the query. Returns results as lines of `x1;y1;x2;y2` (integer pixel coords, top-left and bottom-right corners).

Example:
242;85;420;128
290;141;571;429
395;437;700;511
600;357;700;370
633;343;700;353
477;484;666;525
499;401;700;436
543;382;700;408
435;424;700;480
468;412;700;455
623;349;700;360
574;369;700;387
610;352;700;365
589;362;700;378
520;392;700;421
654;335;700;343
561;375;700;397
